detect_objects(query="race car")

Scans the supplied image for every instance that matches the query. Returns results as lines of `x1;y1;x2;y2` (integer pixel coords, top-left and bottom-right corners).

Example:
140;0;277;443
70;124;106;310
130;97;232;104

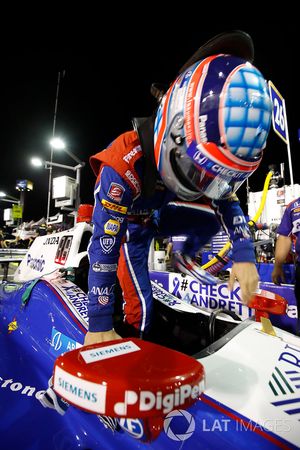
1;222;300;449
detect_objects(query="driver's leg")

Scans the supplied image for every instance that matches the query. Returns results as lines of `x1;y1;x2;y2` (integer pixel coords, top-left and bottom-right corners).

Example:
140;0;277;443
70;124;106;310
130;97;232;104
159;201;220;256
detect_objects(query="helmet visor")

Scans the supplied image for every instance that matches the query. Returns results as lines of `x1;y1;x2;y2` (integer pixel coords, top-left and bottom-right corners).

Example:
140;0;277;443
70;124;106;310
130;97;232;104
171;147;246;199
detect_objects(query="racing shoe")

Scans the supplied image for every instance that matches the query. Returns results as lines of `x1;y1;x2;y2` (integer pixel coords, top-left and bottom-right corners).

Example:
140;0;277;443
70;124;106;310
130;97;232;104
36;376;69;415
174;252;218;285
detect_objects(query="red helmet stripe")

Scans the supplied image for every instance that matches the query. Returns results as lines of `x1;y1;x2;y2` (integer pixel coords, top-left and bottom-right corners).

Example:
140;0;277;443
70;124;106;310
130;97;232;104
185;55;217;146
154;79;176;167
199;142;260;173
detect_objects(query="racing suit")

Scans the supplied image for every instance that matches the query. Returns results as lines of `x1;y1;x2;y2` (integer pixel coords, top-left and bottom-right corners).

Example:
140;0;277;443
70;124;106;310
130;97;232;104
88;130;255;335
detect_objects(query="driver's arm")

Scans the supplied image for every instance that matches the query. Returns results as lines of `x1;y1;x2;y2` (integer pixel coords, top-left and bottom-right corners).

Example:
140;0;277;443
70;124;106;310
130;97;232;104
212;194;258;304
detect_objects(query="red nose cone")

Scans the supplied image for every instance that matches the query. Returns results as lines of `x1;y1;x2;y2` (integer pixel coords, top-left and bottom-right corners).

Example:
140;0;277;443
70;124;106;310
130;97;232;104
53;338;205;418
76;204;93;223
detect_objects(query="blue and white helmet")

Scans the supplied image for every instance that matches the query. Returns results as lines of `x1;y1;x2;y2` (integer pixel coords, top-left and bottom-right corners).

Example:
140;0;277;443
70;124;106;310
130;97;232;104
154;54;272;200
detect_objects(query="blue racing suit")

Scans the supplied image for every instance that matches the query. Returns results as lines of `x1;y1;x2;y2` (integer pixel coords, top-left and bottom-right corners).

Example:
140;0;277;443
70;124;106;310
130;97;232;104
88;131;255;335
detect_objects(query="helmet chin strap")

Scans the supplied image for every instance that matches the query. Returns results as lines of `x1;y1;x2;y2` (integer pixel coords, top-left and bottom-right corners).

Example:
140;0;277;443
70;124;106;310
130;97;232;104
132;115;158;199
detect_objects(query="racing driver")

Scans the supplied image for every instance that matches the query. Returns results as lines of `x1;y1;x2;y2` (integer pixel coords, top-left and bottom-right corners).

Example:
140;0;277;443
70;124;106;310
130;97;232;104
85;30;273;346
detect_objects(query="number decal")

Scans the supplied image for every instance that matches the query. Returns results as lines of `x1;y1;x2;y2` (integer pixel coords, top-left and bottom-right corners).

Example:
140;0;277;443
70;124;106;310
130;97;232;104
274;98;285;132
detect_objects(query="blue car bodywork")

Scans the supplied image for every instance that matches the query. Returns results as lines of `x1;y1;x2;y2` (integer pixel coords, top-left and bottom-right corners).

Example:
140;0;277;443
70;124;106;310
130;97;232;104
1;277;299;449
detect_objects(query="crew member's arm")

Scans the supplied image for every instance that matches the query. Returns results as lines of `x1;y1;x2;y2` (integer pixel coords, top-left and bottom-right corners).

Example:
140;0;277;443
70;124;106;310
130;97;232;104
271;204;293;285
84;166;133;346
212;194;258;304
271;235;291;285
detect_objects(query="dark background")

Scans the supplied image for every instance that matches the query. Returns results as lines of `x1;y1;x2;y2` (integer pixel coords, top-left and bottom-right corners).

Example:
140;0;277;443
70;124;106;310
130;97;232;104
0;25;298;224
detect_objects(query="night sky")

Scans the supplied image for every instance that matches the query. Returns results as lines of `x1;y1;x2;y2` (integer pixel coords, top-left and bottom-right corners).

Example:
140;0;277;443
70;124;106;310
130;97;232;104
1;25;298;225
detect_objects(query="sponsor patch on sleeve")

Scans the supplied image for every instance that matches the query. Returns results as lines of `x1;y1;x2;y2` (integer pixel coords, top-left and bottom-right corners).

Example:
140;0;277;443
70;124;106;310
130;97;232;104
107;182;125;203
101;199;128;214
104;219;120;236
92;262;117;272
100;235;116;253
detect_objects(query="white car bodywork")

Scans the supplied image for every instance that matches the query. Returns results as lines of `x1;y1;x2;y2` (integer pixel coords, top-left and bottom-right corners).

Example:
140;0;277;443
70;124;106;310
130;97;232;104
198;321;300;448
14;222;92;282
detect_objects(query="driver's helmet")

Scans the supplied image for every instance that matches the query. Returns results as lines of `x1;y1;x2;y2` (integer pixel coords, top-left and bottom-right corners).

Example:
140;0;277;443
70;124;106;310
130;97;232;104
154;54;272;200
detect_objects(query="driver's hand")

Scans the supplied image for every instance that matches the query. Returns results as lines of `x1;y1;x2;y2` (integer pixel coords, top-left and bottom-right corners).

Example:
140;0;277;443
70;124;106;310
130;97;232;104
84;330;122;346
228;262;259;305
